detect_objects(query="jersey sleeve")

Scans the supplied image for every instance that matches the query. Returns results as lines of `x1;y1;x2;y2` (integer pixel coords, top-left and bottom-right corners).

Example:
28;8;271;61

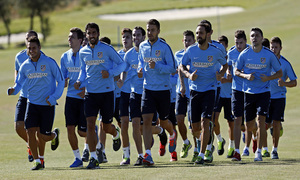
155;45;176;74
108;47;126;77
60;54;68;79
47;60;65;106
285;61;297;81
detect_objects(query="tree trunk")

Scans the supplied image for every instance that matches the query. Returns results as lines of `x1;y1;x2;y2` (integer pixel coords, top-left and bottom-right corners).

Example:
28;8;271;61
29;8;35;30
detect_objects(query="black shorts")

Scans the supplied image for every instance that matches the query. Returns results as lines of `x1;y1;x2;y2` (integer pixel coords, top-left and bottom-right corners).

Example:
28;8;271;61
213;87;221;111
15;96;27;122
169;102;177;125
214;97;234;122
119;91;130;117
189;90;215;123
244;92;270;122
130;92;142;119
25;102;55;136
141;89;170;121
65;97;86;132
266;98;285;123
84;92;114;124
175;93;189;116
232;90;244;118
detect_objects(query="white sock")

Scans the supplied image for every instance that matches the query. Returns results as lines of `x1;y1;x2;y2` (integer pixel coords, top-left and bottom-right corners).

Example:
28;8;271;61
256;148;261;154
113;129;120;140
244;146;249;151
73;149;81;160
235;149;240;154
272;147;278;152
146;149;151;156
35;159;41;164
96;141;101;149
183;139;189;145
169;131;175;139
38;155;44;159
90;151;97;159
230;139;235;148
206;144;212;151
84;143;89;151
216;134;223;142
198;152;204;158
123;146;130;158
263;147;268;151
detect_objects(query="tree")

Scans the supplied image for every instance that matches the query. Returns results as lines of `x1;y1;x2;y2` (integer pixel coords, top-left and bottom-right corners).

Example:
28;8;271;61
0;0;14;46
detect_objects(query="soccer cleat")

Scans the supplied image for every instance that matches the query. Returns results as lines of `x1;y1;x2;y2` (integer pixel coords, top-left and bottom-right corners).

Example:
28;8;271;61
227;147;234;158
217;138;226;155
252;139;257;153
192;151;199;162
134;156;143;166
27;147;34;162
112;127;121;151
96;148;103;164
102;153;108;163
271;151;279;159
70;158;83;168
204;150;213;163
180;141;192;158
40;158;45;168
120;158;130;165
170;151;177;161
242;132;246;143
232;151;241;161
194;156;204;165
254;152;263;162
169;131;176;153
31;162;43;170
262;150;270;157
86;157;100;169
143;153;154;166
158;129;167;146
81;149;89;162
51;128;60;151
242;148;249;156
159;143;166;156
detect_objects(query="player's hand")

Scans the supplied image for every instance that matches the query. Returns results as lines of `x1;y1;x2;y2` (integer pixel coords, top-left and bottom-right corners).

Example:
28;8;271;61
64;77;69;88
149;60;156;69
114;75;120;82
247;72;255;81
101;70;109;79
189;69;198;81
117;79;124;88
216;71;222;81
7;87;15;95
227;73;232;80
278;78;285;87
260;74;269;82
77;87;85;98
138;68;143;78
74;81;81;90
46;96;51;106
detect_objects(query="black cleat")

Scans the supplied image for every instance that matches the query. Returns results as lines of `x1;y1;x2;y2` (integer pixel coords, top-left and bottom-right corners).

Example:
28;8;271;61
51;128;60;151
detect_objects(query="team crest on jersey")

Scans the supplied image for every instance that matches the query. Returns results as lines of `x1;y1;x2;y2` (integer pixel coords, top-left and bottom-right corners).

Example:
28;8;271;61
98;52;103;58
155;50;161;57
261;58;266;64
40;65;46;71
207;56;213;62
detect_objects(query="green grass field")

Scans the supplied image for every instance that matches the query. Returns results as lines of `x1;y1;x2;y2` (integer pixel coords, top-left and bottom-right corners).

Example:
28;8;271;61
1;0;300;179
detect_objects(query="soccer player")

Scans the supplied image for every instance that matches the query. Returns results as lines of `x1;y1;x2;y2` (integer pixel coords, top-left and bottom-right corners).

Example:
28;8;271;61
60;27;89;168
199;19;227;163
175;30;195;160
181;23;228;165
117;28;133;165
235;28;282;162
138;19;176;165
14;30;46;165
74;22;125;169
8;36;63;170
262;38;270;49
267;37;297;159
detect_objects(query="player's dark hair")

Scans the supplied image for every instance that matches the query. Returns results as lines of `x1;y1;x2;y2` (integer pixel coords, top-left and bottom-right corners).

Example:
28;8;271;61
251;27;263;37
70;27;84;42
27;36;40;47
218;35;228;46
262;38;270;49
85;22;100;33
147;19;160;30
270;36;282;47
183;30;195;39
134;26;146;36
27;30;38;38
235;30;247;41
197;23;211;33
122;28;132;36
100;36;111;45
200;19;212;32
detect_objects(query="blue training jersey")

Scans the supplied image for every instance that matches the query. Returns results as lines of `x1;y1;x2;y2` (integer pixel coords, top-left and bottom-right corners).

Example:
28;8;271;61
77;41;126;93
181;43;227;92
212;40;227;87
118;49;132;93
220;72;232;98
138;38;176;91
12;53;64;106
170;73;178;103
124;47;144;95
227;45;250;92
60;48;85;99
270;55;297;99
175;49;190;98
236;46;281;94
